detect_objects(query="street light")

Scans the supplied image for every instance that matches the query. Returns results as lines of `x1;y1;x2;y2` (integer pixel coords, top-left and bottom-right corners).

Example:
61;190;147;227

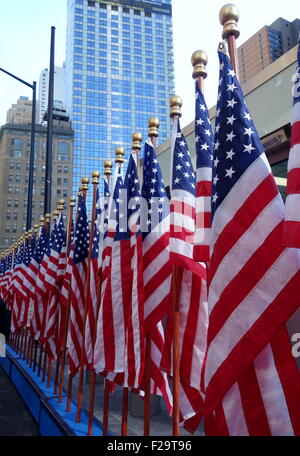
0;67;36;231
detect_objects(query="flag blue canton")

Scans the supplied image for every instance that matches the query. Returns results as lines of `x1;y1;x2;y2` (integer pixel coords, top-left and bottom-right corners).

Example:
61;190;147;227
111;166;124;236
23;236;35;267
293;38;300;106
73;195;90;264
33;227;47;264
52;216;66;253
92;188;101;259
195;82;214;169
115;153;141;240
142;139;168;237
172;119;196;195
212;50;264;218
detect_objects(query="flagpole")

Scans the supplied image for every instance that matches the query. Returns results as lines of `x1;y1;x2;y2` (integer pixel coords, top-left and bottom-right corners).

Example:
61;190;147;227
58;196;76;403
45;208;60;386
42;211;58;384
192;50;208;94
119;132;143;438
48;200;66;390
76;171;100;423
88;158;115;436
22;230;32;361
38;213;51;379
169;96;184;437
219;4;240;75
33;217;46;372
102;160;117;437
66;178;89;412
143;118;160;436
28;224;39;367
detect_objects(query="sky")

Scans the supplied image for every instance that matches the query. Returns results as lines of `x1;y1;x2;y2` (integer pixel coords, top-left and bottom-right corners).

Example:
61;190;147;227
0;0;299;128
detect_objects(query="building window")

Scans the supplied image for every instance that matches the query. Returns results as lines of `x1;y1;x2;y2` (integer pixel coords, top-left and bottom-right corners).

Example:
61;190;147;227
57;177;62;185
8;187;13;194
64;166;68;174
57;166;62;173
12;225;17;233
7;200;12;207
14;200;19;207
13;213;18;221
58;142;70;162
6;212;11;220
5;225;10;233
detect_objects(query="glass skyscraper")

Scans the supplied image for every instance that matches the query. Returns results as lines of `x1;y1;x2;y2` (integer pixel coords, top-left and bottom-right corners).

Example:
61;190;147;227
66;0;175;195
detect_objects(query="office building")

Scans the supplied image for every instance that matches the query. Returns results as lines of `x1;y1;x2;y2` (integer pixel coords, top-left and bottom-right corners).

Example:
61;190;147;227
238;17;300;83
0;115;74;251
66;0;175;194
38;65;67;124
6;96;35;125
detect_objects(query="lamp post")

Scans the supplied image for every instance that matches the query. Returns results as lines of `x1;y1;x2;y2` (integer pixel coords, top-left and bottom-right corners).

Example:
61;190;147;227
0;67;36;231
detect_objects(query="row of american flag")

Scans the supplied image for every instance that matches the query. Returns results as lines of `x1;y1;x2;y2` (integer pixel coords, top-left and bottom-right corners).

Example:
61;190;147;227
1;38;300;436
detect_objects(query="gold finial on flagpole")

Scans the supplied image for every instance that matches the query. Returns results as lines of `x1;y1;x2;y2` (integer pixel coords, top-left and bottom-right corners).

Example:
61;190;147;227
132;132;143;152
191;50;208;80
104;161;113;177
219;4;240;40
148;118;160;138
115;147;125;164
92;171;100;185
169;96;183;118
69;197;76;207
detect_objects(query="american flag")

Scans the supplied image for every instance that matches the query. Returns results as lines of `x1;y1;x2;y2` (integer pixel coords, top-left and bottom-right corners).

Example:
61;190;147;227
85;188;101;370
97;153;145;388
162;116;208;429
141;138;173;414
94;167;124;375
170;117;206;279
24;227;47;339
67;194;90;376
194;82;214;262
43;214;66;361
10;243;26;333
283;35;300;247
203;46;300;435
141;138;172;333
18;234;36;328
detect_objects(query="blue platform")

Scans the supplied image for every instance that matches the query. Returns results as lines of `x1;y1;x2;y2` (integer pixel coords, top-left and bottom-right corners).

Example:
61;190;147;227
0;345;105;436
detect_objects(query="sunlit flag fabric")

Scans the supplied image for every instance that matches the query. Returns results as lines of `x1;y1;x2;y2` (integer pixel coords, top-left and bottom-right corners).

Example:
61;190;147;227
283;35;300;247
163;118;208;429
94;169;122;374
43;214;66;362
18;234;36;328
100;153;145;389
193;82;214;262
67;194;90;376
203;47;300;435
24;227;47;339
141;138;172;333
170;117;206;279
85;188;101;370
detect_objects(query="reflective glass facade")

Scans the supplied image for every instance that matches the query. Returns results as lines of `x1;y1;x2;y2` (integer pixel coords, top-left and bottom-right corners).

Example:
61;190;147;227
66;0;175;195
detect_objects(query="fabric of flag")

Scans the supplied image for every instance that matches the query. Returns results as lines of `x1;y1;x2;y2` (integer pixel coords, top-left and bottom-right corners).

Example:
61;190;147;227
141;138;172;334
23;227;47;339
67;194;90;376
85;188;102;370
170;117;206;279
18;235;36;328
194;82;214;262
95;154;145;389
283;35;300;247
161;118;208;430
94;167;124;374
10;243;26;332
43;214;66;361
202;47;300;435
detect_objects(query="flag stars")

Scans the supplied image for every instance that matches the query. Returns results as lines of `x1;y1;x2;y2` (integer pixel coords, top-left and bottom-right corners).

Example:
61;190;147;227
227;115;237;125
212;193;219;204
244;143;255;154
244;112;252;121
196;118;204;126
227;98;238;108
227;82;237;92
244;127;255;137
213;175;219;185
225;167;236;179
226;149;235;160
226;131;236;142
